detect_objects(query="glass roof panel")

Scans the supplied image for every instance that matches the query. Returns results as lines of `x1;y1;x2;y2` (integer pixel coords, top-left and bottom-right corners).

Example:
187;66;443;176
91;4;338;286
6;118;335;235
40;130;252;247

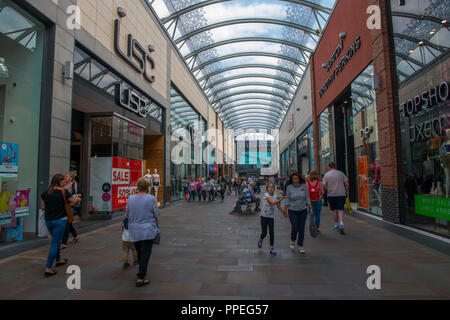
149;0;336;129
390;0;449;85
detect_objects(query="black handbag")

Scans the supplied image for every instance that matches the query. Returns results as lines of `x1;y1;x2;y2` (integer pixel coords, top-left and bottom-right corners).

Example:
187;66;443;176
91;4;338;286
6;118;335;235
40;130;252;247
152;208;161;245
309;210;319;238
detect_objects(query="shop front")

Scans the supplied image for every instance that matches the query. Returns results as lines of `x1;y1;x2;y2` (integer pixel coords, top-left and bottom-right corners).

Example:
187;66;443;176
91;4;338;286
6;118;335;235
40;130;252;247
73;45;164;216
0;0;46;243
169;86;207;202
389;0;449;236
297;125;315;177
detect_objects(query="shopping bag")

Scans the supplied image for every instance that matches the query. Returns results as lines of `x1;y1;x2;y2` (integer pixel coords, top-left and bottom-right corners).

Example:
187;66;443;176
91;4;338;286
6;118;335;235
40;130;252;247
345;197;353;215
185;193;189;200
38;209;49;238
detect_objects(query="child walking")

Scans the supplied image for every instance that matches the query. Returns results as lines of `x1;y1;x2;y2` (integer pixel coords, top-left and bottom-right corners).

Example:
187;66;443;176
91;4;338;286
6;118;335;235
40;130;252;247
257;183;287;255
122;217;138;269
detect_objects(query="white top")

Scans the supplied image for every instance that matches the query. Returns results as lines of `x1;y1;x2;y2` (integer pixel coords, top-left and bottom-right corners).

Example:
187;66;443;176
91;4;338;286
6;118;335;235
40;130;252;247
260;192;278;218
144;174;153;185
122;229;130;242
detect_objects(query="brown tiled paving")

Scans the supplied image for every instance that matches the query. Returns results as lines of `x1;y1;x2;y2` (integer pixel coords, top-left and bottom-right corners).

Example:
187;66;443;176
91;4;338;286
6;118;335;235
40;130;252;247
0;193;449;300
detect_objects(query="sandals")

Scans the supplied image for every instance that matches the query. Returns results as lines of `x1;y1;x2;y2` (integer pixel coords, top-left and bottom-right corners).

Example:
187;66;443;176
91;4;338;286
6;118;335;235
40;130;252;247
136;279;150;287
71;236;80;244
56;259;68;267
45;270;57;278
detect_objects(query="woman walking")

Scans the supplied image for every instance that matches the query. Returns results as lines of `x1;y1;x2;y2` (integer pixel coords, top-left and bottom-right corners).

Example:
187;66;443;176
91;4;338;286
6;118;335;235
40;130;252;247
41;174;80;277
127;178;160;287
283;172;312;254
60;171;81;249
307;171;325;232
257;183;286;255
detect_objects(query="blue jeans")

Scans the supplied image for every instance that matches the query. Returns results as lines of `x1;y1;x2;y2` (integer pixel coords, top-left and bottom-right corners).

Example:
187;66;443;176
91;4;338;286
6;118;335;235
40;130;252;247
234;200;248;212
197;190;202;202
209;191;215;201
311;200;323;229
288;209;308;246
189;191;196;201
45;219;67;268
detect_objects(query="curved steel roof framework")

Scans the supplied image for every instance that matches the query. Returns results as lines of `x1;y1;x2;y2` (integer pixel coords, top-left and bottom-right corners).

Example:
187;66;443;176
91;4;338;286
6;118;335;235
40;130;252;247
149;0;336;130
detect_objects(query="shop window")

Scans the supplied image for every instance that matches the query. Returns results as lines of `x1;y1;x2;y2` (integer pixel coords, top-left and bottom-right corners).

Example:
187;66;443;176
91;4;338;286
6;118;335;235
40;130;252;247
319;108;334;176
350;64;382;216
0;0;45;241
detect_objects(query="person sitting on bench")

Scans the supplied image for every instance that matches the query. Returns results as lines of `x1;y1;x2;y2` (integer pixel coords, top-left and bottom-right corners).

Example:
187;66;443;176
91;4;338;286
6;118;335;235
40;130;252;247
249;182;261;212
230;183;251;215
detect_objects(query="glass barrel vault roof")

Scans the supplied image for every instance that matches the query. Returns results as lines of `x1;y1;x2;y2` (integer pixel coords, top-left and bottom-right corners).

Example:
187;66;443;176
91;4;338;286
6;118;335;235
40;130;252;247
148;0;336;130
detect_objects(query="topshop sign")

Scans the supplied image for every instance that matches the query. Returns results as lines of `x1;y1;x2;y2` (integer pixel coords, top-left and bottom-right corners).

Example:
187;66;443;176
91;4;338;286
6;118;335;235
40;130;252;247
400;81;449;143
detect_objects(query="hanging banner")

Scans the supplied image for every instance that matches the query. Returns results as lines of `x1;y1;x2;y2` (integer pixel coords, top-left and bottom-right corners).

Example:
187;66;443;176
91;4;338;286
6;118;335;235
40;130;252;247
357;156;370;210
0;143;19;177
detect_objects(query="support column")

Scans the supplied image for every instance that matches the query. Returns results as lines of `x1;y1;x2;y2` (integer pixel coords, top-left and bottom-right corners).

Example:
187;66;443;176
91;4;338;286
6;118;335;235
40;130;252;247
370;0;405;224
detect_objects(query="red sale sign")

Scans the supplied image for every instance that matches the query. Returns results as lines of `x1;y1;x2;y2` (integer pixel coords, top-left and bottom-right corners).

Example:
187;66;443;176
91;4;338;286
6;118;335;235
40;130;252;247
111;157;142;211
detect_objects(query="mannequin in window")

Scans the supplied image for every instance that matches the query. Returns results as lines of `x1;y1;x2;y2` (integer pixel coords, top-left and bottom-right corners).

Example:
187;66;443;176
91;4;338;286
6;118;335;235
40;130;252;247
144;169;153;194
152;169;160;200
440;128;450;198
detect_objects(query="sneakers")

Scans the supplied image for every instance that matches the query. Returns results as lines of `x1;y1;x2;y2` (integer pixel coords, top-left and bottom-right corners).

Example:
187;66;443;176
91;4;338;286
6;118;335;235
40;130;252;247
123;262;130;269
290;241;295;250
339;225;345;235
270;248;277;256
332;225;339;232
257;239;263;249
298;247;305;254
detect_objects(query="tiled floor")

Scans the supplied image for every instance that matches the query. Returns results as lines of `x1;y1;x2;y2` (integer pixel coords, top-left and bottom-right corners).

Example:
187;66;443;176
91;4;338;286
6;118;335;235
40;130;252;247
0;194;449;300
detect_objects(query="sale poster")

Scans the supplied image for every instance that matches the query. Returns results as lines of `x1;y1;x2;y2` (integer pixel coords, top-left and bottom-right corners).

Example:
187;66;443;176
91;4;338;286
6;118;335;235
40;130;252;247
0;143;19;177
357;156;370;210
112;157;142;211
15;189;30;217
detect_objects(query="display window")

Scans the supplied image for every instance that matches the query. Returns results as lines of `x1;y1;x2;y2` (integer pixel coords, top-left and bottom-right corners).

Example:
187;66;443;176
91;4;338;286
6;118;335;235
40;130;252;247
319;108;334;176
0;0;45;241
391;0;449;236
350;64;382;216
169;87;206;201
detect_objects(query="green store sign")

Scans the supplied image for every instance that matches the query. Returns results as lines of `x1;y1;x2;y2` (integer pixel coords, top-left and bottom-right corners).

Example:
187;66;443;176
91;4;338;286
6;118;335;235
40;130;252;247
415;195;450;221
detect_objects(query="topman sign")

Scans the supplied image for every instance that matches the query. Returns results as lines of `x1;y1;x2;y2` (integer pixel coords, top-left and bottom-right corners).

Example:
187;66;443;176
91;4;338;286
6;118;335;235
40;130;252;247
114;19;156;84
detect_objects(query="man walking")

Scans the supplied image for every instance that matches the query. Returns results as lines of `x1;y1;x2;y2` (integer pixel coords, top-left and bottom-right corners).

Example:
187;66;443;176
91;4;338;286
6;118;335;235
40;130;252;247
322;162;349;235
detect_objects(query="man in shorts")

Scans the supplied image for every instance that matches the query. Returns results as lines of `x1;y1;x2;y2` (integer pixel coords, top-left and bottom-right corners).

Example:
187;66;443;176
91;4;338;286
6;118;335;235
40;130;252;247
322;162;349;234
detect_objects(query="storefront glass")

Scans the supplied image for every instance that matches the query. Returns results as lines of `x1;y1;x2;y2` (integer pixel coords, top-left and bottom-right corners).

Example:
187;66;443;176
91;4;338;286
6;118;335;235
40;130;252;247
0;0;45;240
391;0;450;236
288;141;297;175
350;64;382;216
169;87;205;201
308;125;315;171
319;108;334;175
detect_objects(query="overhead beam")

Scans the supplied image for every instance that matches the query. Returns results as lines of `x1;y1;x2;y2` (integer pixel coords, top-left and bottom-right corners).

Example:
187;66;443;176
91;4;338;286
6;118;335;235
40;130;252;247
211;89;290;105
205;74;295;90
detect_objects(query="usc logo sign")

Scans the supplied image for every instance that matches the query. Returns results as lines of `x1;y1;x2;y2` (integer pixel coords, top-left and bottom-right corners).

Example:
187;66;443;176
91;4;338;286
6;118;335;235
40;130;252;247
114;19;156;84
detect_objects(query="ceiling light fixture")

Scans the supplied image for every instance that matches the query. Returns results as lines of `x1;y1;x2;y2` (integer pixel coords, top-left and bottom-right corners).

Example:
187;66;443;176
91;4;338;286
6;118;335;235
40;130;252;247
0;58;9;79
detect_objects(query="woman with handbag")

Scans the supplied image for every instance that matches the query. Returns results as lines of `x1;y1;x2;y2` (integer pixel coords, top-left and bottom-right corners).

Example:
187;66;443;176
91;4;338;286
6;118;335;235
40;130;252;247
41;174;80;277
127;177;160;287
60;171;81;249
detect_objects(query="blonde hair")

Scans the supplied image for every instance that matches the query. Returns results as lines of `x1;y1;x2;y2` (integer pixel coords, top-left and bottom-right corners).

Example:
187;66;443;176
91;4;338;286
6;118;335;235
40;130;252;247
137;177;149;193
65;171;76;180
309;170;320;182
